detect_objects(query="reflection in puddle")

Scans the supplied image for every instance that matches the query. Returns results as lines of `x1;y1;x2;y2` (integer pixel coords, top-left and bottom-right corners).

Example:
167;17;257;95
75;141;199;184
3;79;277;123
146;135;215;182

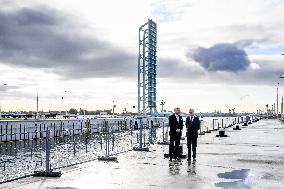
218;169;250;180
215;169;251;189
168;161;182;175
187;163;196;175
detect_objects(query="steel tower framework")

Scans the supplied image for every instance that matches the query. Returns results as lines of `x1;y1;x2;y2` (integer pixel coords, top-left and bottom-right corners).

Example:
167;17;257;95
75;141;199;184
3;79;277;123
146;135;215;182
138;19;157;117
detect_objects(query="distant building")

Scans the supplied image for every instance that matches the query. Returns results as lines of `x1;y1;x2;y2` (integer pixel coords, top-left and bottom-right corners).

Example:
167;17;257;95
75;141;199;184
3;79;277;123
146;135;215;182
100;112;108;116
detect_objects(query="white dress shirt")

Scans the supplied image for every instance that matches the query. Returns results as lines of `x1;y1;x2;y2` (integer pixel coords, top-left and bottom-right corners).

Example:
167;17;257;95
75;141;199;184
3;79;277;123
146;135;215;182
175;114;180;123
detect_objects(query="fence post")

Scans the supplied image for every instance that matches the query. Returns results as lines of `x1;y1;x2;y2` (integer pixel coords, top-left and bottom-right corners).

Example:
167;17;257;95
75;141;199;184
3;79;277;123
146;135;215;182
98;121;117;161
165;121;169;141
139;118;143;148
130;121;133;146
162;122;165;142
34;129;61;177
105;121;109;158
45;129;50;172
149;120;154;145
133;117;149;151
73;131;76;156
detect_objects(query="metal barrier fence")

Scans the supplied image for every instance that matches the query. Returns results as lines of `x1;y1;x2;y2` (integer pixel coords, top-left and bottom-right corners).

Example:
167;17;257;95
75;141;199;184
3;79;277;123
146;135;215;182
0;119;134;142
0;115;254;184
0;120;159;184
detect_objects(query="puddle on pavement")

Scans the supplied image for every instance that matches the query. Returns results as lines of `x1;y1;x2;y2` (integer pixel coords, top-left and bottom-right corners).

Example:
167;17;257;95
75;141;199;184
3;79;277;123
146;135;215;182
217;169;250;179
215;180;251;189
215;169;251;189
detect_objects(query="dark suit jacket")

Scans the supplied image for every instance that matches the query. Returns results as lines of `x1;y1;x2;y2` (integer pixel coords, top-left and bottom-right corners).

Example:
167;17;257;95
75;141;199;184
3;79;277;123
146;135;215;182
186;116;200;138
169;114;183;136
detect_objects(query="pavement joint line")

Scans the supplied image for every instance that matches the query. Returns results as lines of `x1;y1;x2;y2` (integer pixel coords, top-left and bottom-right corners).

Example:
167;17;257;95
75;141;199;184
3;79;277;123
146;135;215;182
202;163;236;169
0;177;43;189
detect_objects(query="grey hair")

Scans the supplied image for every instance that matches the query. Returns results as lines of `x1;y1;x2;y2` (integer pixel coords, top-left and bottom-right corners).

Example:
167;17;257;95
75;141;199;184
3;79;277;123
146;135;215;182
174;107;180;111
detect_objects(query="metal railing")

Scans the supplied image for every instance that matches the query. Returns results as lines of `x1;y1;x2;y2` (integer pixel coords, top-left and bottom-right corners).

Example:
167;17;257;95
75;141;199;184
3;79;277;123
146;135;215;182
0;120;160;184
0;115;255;184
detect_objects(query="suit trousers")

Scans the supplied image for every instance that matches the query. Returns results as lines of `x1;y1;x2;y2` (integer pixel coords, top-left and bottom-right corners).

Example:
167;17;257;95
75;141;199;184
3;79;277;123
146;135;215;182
187;135;197;159
169;133;181;158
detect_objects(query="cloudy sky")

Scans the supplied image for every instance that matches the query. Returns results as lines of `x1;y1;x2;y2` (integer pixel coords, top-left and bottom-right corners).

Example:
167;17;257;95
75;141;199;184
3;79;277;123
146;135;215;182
0;0;283;113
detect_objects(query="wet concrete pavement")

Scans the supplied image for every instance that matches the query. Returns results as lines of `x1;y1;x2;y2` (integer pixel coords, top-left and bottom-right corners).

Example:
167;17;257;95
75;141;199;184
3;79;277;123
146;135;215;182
1;119;284;189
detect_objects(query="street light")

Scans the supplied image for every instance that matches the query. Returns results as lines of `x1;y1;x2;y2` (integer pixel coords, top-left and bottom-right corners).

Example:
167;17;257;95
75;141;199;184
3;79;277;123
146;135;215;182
232;108;235;114
61;90;69;118
276;82;280;117
0;83;8;119
266;104;269;118
160;100;165;112
112;101;116;116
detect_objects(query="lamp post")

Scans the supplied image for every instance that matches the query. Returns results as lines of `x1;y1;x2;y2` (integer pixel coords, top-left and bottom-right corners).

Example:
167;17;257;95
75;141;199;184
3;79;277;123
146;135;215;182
160;100;165;112
36;93;39;119
266;104;269;119
232;108;235;115
124;102;129;115
112;101;116;116
61;90;69;118
276;83;279;118
281;96;283;118
0;83;7;119
280;74;284;118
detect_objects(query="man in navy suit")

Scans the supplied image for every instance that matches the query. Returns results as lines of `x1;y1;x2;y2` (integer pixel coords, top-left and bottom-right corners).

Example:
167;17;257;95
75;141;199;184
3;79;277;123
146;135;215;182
185;109;200;162
168;107;184;161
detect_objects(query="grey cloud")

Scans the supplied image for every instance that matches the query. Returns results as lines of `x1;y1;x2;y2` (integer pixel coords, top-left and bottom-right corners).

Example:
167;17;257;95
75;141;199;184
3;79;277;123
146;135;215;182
0;85;19;92
159;54;284;86
0;6;136;79
0;4;282;87
190;43;251;72
158;58;204;79
197;55;284;86
239;59;284;84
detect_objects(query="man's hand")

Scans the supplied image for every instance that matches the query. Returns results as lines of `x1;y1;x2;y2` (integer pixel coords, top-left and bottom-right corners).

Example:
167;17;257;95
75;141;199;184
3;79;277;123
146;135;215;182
176;129;180;132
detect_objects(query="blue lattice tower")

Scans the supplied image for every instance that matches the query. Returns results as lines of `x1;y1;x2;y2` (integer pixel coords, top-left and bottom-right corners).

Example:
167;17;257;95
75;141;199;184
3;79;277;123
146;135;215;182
137;19;157;117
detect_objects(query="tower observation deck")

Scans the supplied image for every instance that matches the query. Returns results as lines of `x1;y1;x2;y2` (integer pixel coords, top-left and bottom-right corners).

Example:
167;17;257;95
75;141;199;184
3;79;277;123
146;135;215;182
137;19;157;117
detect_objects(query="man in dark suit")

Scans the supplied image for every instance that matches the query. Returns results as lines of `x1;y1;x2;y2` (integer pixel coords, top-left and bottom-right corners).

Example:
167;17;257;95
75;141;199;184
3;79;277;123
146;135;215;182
185;109;200;162
168;107;183;161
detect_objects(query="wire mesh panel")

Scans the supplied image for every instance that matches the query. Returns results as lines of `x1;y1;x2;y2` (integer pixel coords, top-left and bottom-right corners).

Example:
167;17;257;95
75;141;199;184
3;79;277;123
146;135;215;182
0;119;157;183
